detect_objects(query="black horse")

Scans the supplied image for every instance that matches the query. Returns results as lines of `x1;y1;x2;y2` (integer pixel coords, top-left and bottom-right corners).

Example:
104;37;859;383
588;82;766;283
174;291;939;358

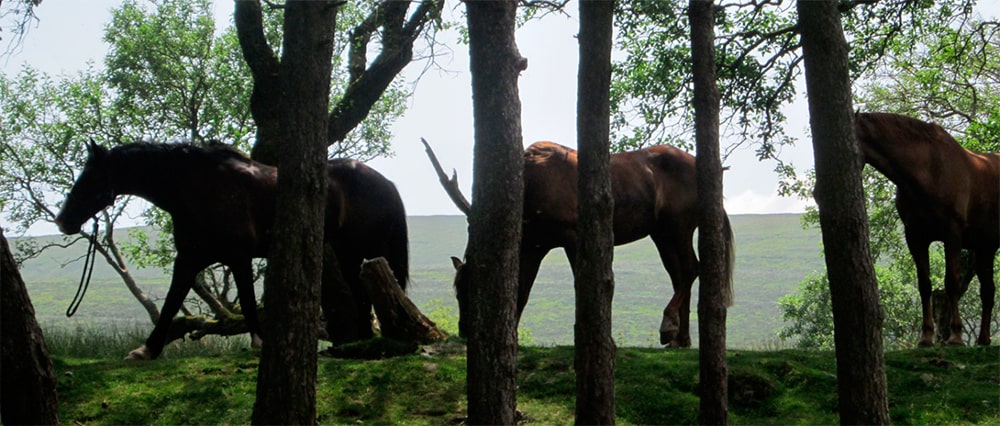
55;141;409;359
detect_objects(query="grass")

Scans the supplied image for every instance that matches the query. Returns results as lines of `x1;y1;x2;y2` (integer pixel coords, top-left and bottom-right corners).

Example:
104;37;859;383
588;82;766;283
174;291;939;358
48;325;1000;425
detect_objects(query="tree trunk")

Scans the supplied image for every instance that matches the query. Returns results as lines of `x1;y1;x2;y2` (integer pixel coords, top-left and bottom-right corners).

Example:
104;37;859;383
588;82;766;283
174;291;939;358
0;227;60;425
462;1;525;424
251;2;337;424
689;1;729;424
360;257;445;344
797;1;890;424
575;1;617;424
233;0;282;166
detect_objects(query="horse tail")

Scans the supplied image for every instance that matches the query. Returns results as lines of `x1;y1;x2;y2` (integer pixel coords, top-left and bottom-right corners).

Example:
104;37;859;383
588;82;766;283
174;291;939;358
385;183;410;291
722;212;735;307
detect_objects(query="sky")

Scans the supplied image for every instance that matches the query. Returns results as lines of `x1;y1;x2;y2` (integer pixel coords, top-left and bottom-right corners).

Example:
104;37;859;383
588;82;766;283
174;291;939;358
3;1;996;235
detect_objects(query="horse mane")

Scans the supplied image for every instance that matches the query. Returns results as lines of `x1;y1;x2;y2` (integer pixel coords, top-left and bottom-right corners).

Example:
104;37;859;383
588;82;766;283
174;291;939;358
856;112;958;149
110;141;253;167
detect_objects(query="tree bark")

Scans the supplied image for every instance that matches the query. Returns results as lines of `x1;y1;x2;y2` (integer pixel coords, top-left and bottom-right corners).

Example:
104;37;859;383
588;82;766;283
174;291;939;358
462;1;525;424
690;1;729;424
575;0;617;424
797;1;890;424
251;2;337;424
360;257;445;344
0;227;61;425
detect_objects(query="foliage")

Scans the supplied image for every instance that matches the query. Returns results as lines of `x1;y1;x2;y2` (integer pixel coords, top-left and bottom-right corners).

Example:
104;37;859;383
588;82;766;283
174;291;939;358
778;265;923;350
49;332;1000;425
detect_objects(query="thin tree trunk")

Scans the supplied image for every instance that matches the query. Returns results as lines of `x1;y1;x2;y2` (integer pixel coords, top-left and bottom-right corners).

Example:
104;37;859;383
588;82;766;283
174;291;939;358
690;1;729;424
251;2;337;424
0;227;60;425
463;1;525;423
797;1;890;424
575;0;617;424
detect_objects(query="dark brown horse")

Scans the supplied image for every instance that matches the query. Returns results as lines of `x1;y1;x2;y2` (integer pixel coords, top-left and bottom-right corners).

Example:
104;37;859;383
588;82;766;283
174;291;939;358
454;141;734;347
856;112;998;346
55;141;409;359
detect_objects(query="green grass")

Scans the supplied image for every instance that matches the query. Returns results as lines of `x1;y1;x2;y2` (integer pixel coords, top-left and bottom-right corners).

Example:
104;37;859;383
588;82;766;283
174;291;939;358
48;325;1000;425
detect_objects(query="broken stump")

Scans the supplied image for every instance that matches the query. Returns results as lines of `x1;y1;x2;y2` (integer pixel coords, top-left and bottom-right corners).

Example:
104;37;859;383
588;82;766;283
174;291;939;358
360;257;446;344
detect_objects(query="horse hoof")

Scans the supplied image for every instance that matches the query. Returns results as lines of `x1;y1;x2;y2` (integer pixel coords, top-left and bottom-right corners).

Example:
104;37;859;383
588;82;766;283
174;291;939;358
125;345;152;361
916;339;935;348
251;334;263;350
945;338;966;347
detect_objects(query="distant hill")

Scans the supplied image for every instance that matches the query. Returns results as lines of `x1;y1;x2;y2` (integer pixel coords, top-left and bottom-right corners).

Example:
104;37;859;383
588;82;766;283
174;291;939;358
12;214;824;348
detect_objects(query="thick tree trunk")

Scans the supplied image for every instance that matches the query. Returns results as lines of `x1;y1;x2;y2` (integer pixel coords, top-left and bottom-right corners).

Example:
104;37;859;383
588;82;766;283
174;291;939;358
0;228;61;425
575;1;617;424
360;257;445;344
689;1;729;424
251;2;337;424
797;1;890;424
462;1;525;424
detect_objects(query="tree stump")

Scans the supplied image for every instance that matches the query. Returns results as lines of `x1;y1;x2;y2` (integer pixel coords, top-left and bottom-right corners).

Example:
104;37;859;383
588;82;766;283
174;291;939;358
360;257;445;344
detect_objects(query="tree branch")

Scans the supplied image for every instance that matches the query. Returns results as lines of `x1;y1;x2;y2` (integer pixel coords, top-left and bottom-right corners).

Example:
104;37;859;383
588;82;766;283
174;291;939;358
327;0;443;144
421;138;471;216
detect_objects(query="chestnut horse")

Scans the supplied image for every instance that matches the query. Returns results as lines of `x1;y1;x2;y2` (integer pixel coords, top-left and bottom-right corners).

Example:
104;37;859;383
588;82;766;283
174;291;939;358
454;141;734;347
856;112;998;346
55;141;409;359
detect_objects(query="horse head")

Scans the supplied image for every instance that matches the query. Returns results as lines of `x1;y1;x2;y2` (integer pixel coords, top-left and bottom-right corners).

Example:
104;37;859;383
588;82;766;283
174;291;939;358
450;256;471;338
55;140;116;234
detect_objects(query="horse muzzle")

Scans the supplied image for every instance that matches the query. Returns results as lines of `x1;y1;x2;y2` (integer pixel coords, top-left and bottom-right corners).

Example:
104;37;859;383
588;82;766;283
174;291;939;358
54;216;82;235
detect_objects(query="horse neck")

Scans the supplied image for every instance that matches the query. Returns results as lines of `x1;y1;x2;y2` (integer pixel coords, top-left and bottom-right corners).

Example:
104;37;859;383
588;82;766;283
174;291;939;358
108;149;186;212
857;126;935;188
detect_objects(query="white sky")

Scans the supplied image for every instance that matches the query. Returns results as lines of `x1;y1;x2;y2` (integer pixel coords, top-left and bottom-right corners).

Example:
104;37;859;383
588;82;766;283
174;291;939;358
3;1;997;235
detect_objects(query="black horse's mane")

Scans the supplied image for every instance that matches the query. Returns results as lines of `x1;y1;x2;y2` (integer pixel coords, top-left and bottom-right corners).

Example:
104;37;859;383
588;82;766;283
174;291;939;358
110;141;253;166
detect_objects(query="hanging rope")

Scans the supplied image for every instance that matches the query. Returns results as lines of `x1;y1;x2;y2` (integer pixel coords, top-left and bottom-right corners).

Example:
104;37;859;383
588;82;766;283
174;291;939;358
66;219;99;317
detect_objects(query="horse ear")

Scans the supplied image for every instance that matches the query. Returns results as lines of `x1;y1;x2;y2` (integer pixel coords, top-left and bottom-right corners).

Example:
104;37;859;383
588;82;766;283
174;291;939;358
86;138;107;158
450;256;464;271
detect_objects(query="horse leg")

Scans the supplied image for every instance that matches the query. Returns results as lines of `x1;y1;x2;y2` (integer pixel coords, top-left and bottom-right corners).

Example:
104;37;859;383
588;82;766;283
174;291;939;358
652;232;698;348
906;236;936;347
517;245;550;327
940;241;967;346
127;255;202;360
974;249;996;346
231;259;262;349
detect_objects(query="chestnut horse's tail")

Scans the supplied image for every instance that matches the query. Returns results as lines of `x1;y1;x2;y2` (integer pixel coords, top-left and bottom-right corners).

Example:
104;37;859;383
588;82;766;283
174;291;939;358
722;213;735;307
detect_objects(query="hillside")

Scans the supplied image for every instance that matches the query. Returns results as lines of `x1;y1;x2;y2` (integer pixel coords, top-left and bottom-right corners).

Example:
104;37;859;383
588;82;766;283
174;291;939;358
13;213;824;348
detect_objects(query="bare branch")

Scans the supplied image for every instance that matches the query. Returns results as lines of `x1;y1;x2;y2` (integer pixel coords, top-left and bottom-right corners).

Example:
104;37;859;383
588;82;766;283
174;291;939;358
421;138;470;216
